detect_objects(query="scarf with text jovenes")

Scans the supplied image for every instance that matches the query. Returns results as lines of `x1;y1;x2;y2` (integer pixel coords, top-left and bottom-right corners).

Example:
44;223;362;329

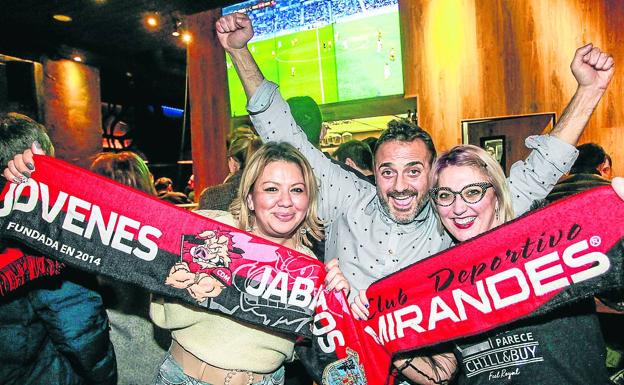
0;155;623;385
0;155;324;337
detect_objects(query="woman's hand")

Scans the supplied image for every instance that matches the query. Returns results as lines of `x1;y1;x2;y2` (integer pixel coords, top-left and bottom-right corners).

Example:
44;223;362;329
613;177;624;200
324;259;350;294
350;289;370;321
2;141;44;183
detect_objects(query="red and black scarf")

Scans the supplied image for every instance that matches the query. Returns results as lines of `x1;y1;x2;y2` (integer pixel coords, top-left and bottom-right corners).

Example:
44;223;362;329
0;155;622;385
0;244;63;295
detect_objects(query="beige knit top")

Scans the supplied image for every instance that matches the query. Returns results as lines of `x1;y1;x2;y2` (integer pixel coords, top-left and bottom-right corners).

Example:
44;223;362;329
150;210;316;373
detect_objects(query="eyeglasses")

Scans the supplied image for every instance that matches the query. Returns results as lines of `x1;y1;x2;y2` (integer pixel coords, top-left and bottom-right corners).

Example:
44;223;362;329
429;182;494;207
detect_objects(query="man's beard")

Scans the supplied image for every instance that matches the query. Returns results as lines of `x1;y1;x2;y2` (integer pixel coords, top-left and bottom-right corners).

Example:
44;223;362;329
377;187;427;225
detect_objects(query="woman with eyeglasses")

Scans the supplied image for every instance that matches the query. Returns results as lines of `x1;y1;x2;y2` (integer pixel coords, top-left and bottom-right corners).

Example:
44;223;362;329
428;146;514;242
425;145;622;384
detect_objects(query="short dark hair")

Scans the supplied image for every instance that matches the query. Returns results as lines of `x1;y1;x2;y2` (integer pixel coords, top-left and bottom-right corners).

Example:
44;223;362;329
362;136;378;153
0;113;54;165
333;140;373;172
571;143;607;175
154;177;173;192
375;119;436;165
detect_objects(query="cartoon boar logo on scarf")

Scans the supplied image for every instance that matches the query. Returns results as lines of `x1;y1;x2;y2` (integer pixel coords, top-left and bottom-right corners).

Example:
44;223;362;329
166;230;244;302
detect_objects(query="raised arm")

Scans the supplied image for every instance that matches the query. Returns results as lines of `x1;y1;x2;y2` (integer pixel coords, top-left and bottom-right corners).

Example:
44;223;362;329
215;13;263;98
550;43;614;144
215;13;374;223
507;44;615;216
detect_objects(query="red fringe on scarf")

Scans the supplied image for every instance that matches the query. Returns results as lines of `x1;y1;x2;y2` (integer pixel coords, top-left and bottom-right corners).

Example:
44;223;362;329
0;255;64;295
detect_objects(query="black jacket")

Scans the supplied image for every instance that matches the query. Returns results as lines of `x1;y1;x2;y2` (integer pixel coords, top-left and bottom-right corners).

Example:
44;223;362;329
0;269;117;385
545;172;611;203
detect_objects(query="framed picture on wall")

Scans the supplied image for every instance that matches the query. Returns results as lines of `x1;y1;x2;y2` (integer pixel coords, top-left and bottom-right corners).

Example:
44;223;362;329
480;135;506;170
461;113;556;176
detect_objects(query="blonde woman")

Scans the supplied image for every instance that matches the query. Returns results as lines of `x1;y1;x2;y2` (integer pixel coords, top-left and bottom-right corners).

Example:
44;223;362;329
151;142;349;385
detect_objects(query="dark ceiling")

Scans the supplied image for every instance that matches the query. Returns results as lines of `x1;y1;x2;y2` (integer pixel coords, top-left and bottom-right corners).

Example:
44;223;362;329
0;0;239;106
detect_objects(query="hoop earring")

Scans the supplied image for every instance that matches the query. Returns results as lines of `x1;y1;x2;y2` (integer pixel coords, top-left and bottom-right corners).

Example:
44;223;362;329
299;226;308;235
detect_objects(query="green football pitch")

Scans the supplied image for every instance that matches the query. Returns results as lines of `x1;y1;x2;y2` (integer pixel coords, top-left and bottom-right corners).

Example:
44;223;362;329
226;10;403;117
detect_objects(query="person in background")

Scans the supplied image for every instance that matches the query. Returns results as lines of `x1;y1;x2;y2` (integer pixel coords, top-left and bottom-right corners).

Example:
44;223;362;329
225;124;255;168
228;124;255;146
602;153;614;180
0;113;117;385
333;139;375;184
362;136;378;155
225;130;262;183
539;142;623;384
198;132;262;211
155;176;192;205
186;174;196;201
151;142;349;385
545;142;613;203
90;151;170;385
286;96;324;148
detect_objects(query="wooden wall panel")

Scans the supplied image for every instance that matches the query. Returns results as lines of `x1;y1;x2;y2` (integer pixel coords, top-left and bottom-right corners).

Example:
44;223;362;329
187;9;230;199
400;0;623;175
42;58;102;169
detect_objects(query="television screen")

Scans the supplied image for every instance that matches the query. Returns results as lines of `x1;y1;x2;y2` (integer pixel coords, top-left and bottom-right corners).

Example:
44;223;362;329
223;0;404;116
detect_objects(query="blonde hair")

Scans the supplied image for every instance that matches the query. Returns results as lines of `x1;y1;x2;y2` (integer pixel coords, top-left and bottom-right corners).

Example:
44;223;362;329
227;133;262;169
430;144;514;224
229;142;323;247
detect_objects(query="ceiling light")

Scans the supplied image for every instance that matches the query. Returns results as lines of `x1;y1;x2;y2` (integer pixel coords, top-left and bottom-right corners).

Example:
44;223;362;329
72;56;83;63
53;14;73;22
145;13;160;29
182;32;192;44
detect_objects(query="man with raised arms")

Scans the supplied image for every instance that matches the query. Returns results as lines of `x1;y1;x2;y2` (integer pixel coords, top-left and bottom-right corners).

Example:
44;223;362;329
215;12;615;384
